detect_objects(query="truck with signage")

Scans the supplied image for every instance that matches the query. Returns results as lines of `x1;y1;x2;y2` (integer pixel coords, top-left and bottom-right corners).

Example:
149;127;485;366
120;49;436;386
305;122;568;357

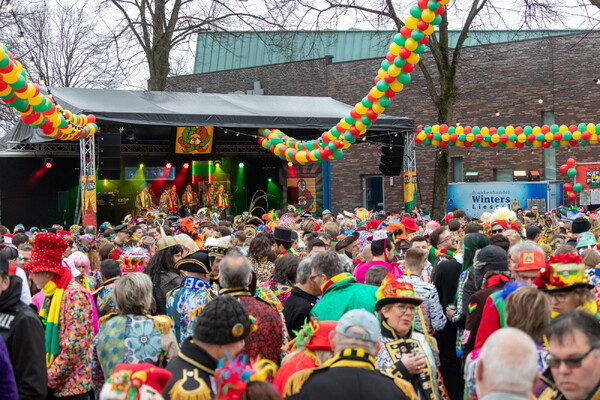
447;181;563;218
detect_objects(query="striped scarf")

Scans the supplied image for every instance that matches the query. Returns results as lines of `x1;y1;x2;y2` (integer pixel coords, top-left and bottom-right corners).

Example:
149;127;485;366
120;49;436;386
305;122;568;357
39;269;72;367
217;192;228;208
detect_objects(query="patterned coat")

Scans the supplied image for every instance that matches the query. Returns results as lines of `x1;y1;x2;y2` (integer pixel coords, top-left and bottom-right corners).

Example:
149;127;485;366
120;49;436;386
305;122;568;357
166;276;217;345
399;274;447;333
159;191;181;215
48;280;95;397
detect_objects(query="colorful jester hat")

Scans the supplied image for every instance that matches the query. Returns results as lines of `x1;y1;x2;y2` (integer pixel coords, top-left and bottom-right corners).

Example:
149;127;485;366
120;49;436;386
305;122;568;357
375;273;423;311
533;253;595;292
214;355;277;400
99;363;172;400
284;318;338;353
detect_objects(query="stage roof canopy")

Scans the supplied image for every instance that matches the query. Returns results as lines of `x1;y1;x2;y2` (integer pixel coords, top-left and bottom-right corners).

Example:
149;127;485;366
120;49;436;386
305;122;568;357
5;87;414;145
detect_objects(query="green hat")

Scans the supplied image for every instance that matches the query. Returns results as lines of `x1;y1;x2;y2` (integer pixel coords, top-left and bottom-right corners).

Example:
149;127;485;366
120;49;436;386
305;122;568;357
576;231;597;249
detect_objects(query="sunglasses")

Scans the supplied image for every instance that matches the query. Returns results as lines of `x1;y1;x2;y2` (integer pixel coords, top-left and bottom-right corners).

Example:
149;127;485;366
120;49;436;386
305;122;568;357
546;347;597;369
491;229;504;234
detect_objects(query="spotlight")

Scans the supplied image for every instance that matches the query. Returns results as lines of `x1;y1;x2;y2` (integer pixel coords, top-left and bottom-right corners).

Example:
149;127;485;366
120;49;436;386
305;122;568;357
495;110;500;117
165;162;172;169
538;98;543;104
287;161;293;167
139;163;144;168
214;160;221;168
183;162;190;169
238;162;244;168
44;157;53;169
268;178;272;182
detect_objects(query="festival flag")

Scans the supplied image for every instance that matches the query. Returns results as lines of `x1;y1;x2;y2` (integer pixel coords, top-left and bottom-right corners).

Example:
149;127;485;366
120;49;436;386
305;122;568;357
404;171;418;213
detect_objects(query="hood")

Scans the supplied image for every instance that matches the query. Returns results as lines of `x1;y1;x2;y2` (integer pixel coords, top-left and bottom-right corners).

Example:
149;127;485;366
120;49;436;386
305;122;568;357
0;275;24;312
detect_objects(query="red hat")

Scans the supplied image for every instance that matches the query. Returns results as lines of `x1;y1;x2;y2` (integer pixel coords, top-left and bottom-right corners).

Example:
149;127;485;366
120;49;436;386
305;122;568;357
491;220;508;231
306;320;338;351
23;233;68;276
513;250;545;272
100;363;172;399
444;214;454;224
367;219;381;231
401;217;419;232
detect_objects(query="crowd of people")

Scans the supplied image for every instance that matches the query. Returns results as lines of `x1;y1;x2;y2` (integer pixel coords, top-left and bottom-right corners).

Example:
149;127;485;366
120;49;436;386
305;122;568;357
0;203;599;400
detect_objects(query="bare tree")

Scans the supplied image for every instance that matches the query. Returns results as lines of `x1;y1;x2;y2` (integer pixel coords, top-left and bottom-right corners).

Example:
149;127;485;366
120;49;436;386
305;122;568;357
103;0;287;91
287;0;569;220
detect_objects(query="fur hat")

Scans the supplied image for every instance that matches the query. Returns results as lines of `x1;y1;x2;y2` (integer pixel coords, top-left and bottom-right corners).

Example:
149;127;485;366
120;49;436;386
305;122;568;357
572;217;591;234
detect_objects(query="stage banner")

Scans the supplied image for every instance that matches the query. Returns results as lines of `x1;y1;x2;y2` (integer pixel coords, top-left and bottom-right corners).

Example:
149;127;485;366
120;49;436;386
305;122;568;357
575;163;600;190
288;177;317;213
81;175;97;228
403;172;418;212
175;126;214;154
448;182;548;218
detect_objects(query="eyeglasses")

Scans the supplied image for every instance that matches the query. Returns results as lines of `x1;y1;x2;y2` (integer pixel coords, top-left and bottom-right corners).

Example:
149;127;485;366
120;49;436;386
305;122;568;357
548;292;569;303
393;303;417;313
309;274;324;281
491;229;504;234
439;235;456;244
546;347;597;369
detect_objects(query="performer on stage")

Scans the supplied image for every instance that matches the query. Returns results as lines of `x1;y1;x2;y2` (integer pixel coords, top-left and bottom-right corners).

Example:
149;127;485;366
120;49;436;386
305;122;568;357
135;183;154;215
181;184;199;216
216;184;229;218
204;183;216;212
159;184;181;216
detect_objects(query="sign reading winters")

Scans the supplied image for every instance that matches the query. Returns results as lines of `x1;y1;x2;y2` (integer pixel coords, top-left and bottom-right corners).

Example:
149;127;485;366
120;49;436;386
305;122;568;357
447;182;548;218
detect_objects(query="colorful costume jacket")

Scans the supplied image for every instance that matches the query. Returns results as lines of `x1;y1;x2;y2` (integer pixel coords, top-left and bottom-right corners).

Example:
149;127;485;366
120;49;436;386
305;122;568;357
163;338;216;400
216;191;229;209
399;274;447;333
159;191;181;215
135;191;154;213
204;191;216;210
166;276;217;346
93;314;178;386
310;272;378;321
46;280;94;397
93;277;119;318
181;190;199;215
375;322;448;400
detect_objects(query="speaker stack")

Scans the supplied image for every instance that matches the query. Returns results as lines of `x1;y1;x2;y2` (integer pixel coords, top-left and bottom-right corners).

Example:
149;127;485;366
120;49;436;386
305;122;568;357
378;134;405;176
98;132;121;180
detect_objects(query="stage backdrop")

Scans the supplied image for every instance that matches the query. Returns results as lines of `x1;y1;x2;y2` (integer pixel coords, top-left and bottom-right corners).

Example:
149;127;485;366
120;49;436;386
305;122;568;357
282;164;323;214
448;182;550;218
175;126;214;154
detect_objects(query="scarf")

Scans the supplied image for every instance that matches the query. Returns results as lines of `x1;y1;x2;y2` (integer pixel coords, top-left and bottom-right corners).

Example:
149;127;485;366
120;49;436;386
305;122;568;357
168;192;176;210
184;191;196;204
206;191;213;205
551;299;599;319
139;192;152;208
39;268;72;367
217;192;228;208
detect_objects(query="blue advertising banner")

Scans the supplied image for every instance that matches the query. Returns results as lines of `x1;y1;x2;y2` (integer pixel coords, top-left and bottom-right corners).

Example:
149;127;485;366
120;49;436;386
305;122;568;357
448;182;550;218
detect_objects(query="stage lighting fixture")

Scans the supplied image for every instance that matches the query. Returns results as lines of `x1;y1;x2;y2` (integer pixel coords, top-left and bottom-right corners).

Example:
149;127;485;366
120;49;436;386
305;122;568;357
287;162;293;167
238;162;244;168
165;162;173;169
183;162;190;169
214;159;221;168
44;157;53;169
139;163;144;168
268;178;272;182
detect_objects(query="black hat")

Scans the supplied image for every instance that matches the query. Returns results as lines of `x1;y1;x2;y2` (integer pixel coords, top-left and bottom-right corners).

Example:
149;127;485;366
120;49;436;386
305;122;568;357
335;231;360;252
0;252;8;275
274;227;294;243
571;218;591;234
174;250;211;274
245;217;263;227
193;296;252;345
113;224;130;233
525;225;543;239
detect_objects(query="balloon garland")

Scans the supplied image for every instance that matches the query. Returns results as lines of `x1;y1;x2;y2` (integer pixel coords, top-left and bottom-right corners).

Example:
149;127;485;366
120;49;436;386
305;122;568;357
415;123;600;149
0;43;98;140
559;158;582;202
257;0;450;165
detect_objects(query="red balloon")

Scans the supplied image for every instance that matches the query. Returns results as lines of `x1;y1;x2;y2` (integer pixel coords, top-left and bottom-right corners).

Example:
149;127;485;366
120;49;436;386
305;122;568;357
554;132;562;141
349;126;360;136
464;141;473;148
366;109;378;121
464;126;472;134
417;0;428;8
449;133;458;142
527;134;535;142
564;183;573;192
489;141;498;148
418;36;429;45
374;76;381;84
321;132;330;142
386;52;395;63
500;134;508;143
384;74;395;83
582;131;591;140
426;132;434;140
87;114;96;124
568;192;577;202
350;110;361;120
439;124;448;133
559;164;569;174
474;134;483;143
384;89;396;98
541;125;550;134
515;126;524;135
400;27;412;38
435;4;445;14
417;20;429;31
542;140;551;149
414;138;422;144
515;141;524;149
398;48;412;59
402;64;414;73
489;127;497;135
569;125;577;133
566;158;576;168
569;140;578;146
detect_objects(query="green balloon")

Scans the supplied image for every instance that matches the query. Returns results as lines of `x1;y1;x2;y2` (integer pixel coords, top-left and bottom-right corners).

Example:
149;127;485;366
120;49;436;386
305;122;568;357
428;0;440;11
581;140;589;146
432;14;442;25
497;127;505;135
379;97;391;108
9;74;26;90
424;126;432;133
327;141;337;151
313;151;323;161
361;116;372;128
433;133;442;141
344;132;354;141
551;140;560;148
362;97;373;108
344;114;356;124
11;97;28;112
472;141;480;147
483;135;491;143
550;124;559;133
411;30;424;42
509;133;517;142
410;6;422;18
424;138;432;145
578;123;587;132
0;55;9;69
472;126;480;134
394;33;405;46
394;57;406;68
448;141;455;147
573;183;583;192
448;127;455;134
458;133;466;142
568;168;577;178
376;80;390;92
524;126;533;135
536;133;545;142
414;44;425;54
525;141;532;147
381;60;392;71
332;149;344;159
563;132;572;141
498;142;505;147
398;72;411;85
305;142;315;151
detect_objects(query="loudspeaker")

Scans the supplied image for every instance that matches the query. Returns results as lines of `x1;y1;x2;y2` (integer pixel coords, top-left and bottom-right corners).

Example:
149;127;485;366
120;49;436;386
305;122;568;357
378;134;404;176
99;132;121;180
287;186;299;204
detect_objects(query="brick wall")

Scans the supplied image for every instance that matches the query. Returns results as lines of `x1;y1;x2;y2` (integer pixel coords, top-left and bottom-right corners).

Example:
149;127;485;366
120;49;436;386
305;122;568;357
167;32;600;212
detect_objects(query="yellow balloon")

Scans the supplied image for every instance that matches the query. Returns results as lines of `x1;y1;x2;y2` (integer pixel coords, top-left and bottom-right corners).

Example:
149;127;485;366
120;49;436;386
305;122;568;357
455;140;464;147
0;86;12;97
355;121;366;131
421;9;435;23
559;125;568;133
389;43;401;56
592;134;598;141
481;141;489;147
544;132;553;142
431;125;440;133
0;47;5;59
342;141;351;149
372;103;385;114
327;132;337;141
14;61;22;75
439;0;450;4
417;132;427;141
424;25;435;35
591;140;599;145
517;134;526;143
3;70;19;84
387;64;400;77
491;134;500;143
481;127;489;135
407;53;420;65
340;120;351;129
404;39;418;51
587;123;596;134
466;133;474;142
505;126;515;135
34;114;45;125
378;68;386;79
572;131;582;141
405;16;418;30
506;141;515;148
389;81;404;92
533;141;542;148
532;126;541;134
308;151;319;161
369;87;384;98
355;103;367;114
560;140;568;146
456;126;464;134
441;133;449;141
431;139;440;146
296;151;307;163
